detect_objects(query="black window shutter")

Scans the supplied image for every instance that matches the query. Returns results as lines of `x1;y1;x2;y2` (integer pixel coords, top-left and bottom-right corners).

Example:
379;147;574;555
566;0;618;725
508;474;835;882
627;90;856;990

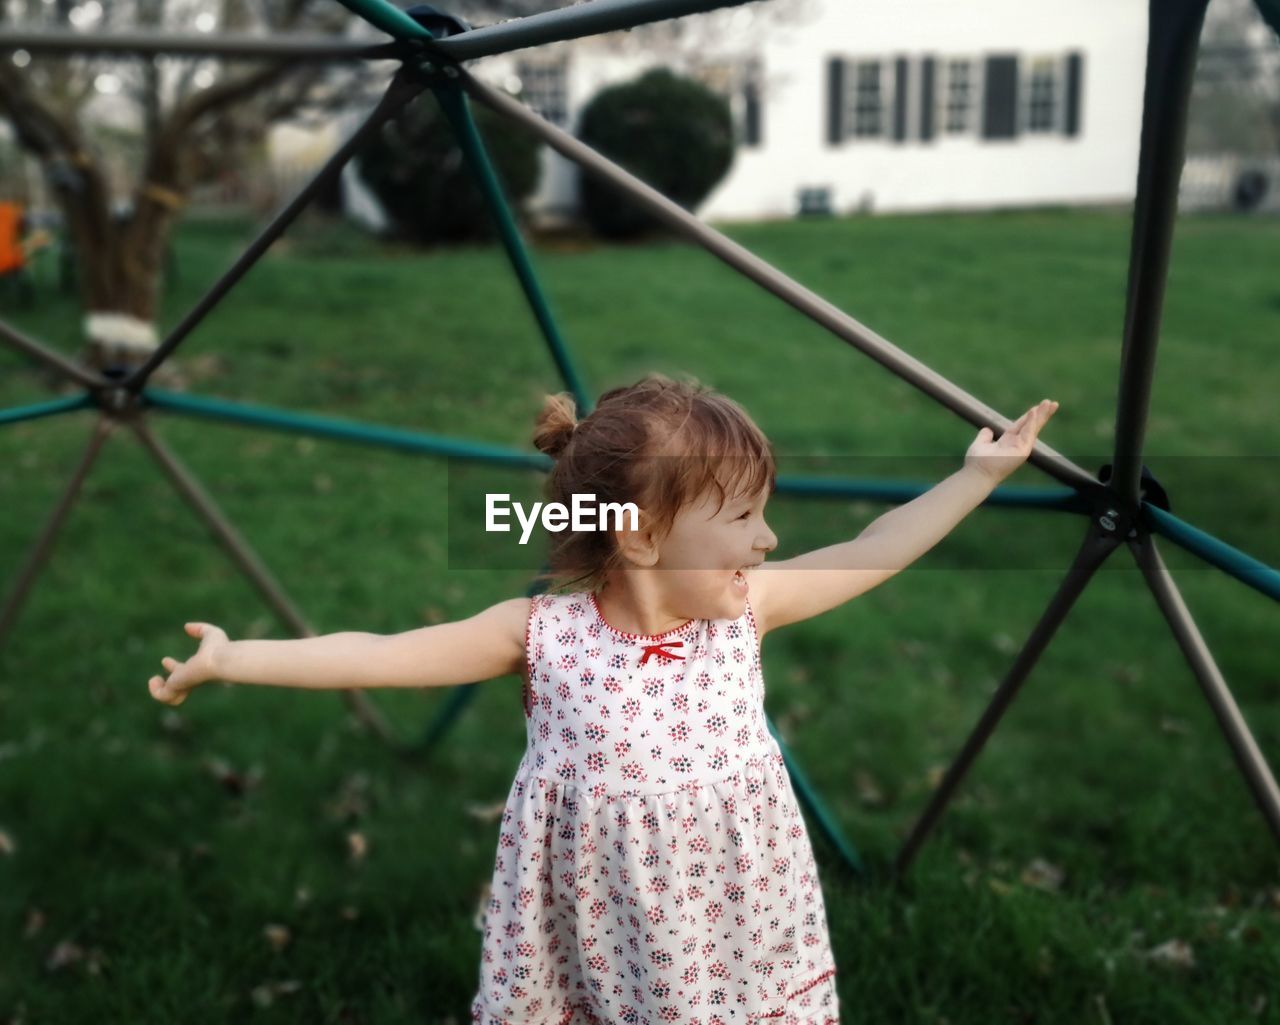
919;57;936;142
743;80;762;146
893;56;909;141
1063;52;1083;137
827;58;845;145
981;55;1019;139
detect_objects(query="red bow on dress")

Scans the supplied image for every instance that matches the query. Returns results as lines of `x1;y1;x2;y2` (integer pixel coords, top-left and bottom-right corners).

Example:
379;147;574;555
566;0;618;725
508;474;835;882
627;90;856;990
638;640;685;666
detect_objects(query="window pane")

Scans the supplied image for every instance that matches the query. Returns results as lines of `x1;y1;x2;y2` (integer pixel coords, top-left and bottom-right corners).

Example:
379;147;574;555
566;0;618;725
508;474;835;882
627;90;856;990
945;59;971;133
516;60;568;127
849;60;883;137
1027;59;1056;133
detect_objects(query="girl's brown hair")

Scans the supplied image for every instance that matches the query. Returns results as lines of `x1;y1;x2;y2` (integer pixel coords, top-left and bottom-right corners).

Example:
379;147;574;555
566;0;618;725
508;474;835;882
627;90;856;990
531;374;775;594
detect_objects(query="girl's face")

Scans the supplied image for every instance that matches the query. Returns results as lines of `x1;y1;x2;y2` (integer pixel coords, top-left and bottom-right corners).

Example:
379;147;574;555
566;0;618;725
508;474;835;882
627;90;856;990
652;482;777;620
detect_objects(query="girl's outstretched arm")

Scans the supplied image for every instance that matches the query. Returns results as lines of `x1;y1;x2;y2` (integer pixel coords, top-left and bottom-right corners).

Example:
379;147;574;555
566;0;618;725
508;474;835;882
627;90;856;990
149;598;531;706
751;399;1058;636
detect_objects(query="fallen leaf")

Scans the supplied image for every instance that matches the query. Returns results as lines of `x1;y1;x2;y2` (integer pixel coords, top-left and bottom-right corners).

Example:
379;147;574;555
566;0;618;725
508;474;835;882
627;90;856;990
340;905;360;922
45;939;84;972
1144;938;1195;970
988;878;1013;897
250;979;303;1008
346;831;368;863
0;828;15;856
85;947;108;976
925;764;947;790
1020;857;1065;893
263;923;291;953
854;770;884;807
465;801;508;823
990;632;1017;655
295;886;312;909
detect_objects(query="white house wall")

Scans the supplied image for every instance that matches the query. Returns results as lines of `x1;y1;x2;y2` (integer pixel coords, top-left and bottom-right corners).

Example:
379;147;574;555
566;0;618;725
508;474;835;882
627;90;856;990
480;0;1149;222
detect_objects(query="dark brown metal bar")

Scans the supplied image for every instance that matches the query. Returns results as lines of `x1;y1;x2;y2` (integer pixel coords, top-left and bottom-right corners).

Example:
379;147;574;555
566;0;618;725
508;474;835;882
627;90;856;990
893;526;1122;876
0;416;115;646
461;68;1101;498
1128;533;1280;841
0;318;112;390
0;29;397;61
119;72;427;392
126;415;397;744
1111;0;1211;509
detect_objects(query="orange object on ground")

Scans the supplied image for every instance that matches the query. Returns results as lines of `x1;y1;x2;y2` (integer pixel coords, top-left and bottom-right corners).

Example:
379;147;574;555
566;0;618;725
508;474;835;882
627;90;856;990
0;202;26;276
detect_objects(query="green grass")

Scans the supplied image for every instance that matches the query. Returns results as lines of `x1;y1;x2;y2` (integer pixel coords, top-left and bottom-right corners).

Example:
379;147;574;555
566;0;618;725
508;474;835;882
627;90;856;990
1;207;1277;1024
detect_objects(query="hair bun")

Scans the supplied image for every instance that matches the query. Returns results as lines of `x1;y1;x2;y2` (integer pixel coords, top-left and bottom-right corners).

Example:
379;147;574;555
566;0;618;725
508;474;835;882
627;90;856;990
532;392;579;458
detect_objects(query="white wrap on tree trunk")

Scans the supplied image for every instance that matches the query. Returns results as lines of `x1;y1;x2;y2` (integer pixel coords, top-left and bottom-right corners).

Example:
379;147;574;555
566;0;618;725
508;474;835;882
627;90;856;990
84;311;159;355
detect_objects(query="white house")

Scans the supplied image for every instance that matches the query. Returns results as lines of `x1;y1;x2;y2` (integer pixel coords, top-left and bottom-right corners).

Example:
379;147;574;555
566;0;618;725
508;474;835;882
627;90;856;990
470;0;1149;221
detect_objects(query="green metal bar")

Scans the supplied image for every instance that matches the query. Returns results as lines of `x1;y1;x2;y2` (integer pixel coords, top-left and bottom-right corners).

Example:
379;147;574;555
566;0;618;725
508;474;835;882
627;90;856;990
330;0;753;63
1144;504;1280;602
142;389;549;472
434;85;592;413
0;394;94;427
767;715;866;876
330;0;436;43
776;475;1089;513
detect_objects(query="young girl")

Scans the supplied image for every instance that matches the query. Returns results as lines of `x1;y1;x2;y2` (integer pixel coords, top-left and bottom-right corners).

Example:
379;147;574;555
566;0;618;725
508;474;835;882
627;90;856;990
149;375;1058;1025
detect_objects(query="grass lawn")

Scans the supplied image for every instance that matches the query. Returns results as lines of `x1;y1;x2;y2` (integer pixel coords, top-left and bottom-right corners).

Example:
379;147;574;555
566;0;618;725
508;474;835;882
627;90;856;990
0;207;1277;1024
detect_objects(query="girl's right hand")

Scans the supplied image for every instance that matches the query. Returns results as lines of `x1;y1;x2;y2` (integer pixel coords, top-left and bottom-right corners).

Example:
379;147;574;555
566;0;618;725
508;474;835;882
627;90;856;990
148;622;229;706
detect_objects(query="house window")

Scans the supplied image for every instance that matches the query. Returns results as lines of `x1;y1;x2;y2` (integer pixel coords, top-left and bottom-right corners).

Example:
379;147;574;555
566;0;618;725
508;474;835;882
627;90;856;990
848;60;887;138
1024;57;1060;133
941;59;979;134
516;59;568;127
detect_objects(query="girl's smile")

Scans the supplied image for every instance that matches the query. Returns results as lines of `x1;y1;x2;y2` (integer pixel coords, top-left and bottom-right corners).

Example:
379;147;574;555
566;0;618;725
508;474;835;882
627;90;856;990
607;483;776;627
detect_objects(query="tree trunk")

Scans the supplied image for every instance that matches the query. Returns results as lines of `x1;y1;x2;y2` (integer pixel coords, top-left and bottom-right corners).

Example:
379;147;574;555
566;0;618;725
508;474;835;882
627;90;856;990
57;133;188;380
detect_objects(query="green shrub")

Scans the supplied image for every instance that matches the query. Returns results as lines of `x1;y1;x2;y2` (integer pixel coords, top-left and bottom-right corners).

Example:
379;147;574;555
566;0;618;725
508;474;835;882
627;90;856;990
576;68;734;239
357;93;541;245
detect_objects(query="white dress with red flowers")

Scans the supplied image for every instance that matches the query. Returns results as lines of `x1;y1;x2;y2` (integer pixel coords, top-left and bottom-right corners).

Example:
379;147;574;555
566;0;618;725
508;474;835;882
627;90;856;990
470;590;839;1025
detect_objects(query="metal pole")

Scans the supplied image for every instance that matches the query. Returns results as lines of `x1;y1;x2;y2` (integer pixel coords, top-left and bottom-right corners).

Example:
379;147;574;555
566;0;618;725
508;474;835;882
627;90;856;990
0;395;94;428
127;416;398;744
1144;504;1280;603
1111;0;1211;509
0;317;112;390
434;84;592;413
0;29;398;61
0;417;116;646
462;69;1102;497
1129;534;1280;842
120;72;428;392
331;0;754;61
142;388;550;472
893;526;1121;876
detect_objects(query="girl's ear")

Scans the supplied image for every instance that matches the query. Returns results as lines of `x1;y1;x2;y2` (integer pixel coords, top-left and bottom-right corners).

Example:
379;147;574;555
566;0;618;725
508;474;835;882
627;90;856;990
614;509;660;568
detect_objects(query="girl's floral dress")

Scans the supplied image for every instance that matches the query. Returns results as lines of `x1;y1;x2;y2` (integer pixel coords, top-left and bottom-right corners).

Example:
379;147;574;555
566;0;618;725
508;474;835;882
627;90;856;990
470;590;839;1025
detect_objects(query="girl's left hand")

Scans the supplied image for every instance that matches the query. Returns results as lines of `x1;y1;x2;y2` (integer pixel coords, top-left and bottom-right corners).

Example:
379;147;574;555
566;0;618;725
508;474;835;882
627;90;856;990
965;399;1060;484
